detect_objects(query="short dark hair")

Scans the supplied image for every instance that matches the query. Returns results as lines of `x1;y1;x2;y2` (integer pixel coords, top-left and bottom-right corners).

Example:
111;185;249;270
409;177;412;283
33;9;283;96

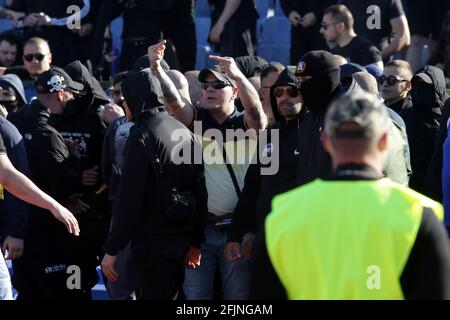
324;4;354;30
112;71;128;87
0;35;18;47
260;62;285;81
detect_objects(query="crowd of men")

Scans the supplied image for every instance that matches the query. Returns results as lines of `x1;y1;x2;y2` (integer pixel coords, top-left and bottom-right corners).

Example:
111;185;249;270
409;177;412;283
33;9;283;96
0;0;449;300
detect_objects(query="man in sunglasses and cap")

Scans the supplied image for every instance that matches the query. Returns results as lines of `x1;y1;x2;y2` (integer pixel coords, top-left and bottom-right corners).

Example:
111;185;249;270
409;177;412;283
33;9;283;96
148;40;266;300
8;67;95;300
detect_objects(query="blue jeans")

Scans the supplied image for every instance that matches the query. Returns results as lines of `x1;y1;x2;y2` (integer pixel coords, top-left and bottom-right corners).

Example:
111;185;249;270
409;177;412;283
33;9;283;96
183;224;250;300
0;251;12;300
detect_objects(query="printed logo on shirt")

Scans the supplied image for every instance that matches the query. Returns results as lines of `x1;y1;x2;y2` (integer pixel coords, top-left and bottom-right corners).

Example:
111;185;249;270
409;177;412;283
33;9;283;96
263;143;273;157
44;264;67;274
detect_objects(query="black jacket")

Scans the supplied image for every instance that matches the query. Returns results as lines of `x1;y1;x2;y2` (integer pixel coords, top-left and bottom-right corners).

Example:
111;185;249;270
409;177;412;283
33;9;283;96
426;98;450;201
229;68;305;242
105;69;207;256
8;100;83;213
405;66;447;195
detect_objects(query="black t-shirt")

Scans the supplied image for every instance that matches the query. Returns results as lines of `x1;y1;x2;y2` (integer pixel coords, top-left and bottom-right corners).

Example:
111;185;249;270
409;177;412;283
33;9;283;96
5;66;34;82
338;0;404;49
331;36;382;66
0;133;5;153
209;0;259;21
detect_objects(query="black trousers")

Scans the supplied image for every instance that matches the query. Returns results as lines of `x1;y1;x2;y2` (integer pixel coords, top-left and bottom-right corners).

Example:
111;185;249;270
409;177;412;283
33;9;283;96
130;236;190;300
120;11;197;72
214;17;257;58
12;214;97;301
290;25;328;65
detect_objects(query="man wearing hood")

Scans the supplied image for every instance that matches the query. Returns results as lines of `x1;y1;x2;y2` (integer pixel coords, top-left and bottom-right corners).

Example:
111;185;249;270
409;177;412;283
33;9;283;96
0;74;27;117
295;50;410;186
101;69;208;300
405;66;448;195
7;67;93;300
52;60;111;292
225;67;306;263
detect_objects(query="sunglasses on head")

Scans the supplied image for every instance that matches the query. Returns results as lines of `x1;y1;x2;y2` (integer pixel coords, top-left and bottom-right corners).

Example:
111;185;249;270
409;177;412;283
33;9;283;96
377;75;407;86
273;86;299;98
200;81;229;90
23;53;47;62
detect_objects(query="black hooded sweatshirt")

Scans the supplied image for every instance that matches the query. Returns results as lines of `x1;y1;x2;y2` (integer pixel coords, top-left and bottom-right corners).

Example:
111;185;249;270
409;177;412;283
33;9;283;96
229;68;306;242
104;69;207;256
295;63;342;186
405;66;448;195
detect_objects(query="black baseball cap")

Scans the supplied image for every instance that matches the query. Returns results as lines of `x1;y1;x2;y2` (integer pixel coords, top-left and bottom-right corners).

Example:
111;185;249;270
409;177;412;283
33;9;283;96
198;68;237;87
36;67;84;94
295;50;340;78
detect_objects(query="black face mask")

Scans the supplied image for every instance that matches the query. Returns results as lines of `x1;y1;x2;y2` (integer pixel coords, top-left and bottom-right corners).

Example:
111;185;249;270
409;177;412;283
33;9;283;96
114;97;125;107
299;69;340;115
0;100;19;113
411;83;435;108
65;92;95;115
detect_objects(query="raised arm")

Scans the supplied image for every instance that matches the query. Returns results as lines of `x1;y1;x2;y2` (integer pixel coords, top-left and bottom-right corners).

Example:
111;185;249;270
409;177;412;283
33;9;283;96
148;40;195;127
209;55;267;130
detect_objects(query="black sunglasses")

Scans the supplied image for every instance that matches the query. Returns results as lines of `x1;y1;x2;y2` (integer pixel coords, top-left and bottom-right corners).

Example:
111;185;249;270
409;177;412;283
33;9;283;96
377;75;408;86
23;53;47;62
320;22;339;30
200;81;229;90
273;86;299;98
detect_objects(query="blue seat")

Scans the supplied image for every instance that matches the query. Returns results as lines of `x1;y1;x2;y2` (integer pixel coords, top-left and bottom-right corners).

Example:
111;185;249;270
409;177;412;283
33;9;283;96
0;20;15;34
24;84;37;102
260;17;291;46
274;0;285;17
257;44;290;65
195;17;211;46
92;266;109;300
195;44;212;70
110;16;123;74
195;0;211;17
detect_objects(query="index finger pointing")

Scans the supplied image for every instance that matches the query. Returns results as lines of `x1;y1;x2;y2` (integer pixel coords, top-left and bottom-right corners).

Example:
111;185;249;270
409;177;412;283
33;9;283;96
150;40;167;51
209;55;228;62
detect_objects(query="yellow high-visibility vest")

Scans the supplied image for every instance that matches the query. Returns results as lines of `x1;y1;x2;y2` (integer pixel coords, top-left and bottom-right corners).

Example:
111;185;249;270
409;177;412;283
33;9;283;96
266;178;443;300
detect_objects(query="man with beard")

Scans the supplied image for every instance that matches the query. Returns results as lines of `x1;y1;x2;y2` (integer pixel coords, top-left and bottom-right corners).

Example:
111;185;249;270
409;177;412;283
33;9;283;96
225;67;305;262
